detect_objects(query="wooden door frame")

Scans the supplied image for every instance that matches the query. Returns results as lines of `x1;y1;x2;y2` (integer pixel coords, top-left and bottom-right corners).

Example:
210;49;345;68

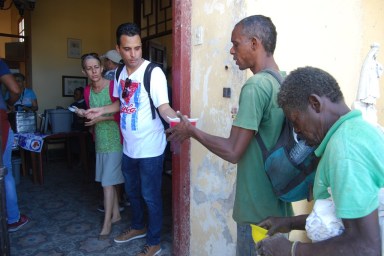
172;0;192;255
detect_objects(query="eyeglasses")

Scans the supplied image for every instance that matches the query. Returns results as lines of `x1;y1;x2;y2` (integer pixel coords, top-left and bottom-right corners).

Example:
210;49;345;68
122;78;132;98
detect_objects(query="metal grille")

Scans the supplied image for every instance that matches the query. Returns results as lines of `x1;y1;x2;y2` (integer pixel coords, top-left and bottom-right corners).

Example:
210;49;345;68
139;0;172;40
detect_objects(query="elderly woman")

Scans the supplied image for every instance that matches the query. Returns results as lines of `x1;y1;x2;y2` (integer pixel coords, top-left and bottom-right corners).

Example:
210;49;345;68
75;53;124;240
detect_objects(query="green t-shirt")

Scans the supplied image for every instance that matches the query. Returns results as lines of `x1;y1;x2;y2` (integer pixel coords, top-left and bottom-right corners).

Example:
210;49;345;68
90;86;122;153
232;71;293;224
314;110;384;219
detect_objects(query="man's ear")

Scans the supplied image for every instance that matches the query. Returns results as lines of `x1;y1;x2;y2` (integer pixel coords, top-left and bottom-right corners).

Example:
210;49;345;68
250;37;260;51
308;94;321;113
81;70;86;75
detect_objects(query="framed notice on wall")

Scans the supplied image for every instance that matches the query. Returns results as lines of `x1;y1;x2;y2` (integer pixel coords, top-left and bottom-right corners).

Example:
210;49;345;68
67;38;82;58
62;76;87;97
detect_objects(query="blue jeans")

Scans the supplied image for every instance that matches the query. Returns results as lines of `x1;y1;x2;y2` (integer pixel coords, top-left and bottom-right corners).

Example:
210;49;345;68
237;223;257;256
2;129;20;224
122;153;164;246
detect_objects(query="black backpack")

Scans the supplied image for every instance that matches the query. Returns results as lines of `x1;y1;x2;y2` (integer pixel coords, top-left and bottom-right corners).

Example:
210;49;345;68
255;69;319;202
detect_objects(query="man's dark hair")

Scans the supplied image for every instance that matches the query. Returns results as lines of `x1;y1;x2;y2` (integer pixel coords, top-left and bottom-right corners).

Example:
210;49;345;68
13;72;25;81
116;23;141;46
278;66;344;111
237;15;277;56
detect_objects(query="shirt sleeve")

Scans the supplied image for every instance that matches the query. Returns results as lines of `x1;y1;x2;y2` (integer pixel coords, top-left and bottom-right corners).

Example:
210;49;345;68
149;67;169;108
233;76;273;132
0;60;11;77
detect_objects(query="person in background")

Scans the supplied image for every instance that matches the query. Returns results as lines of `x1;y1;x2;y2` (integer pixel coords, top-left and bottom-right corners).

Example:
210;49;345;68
75;53;124;240
0;59;29;232
70;87;87;131
69;86;89;167
256;66;384;256
166;15;293;255
101;49;122;81
85;23;177;256
5;72;38;112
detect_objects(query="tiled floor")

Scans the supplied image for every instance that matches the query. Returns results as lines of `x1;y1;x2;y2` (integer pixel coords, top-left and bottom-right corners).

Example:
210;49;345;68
7;155;173;255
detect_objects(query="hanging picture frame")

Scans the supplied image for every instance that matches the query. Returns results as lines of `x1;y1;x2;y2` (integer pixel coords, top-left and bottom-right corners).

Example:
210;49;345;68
62;76;87;97
67;38;82;58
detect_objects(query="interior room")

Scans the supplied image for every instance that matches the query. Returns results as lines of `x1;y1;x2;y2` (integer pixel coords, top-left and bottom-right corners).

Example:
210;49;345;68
1;0;176;255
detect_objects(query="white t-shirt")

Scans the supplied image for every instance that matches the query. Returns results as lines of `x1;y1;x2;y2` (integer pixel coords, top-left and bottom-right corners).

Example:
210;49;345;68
113;60;169;158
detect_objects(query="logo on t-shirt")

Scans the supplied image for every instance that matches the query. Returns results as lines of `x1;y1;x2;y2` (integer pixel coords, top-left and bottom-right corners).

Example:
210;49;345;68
120;80;140;115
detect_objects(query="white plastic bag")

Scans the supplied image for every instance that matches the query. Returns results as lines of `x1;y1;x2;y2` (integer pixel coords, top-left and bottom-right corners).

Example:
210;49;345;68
305;196;344;242
306;188;384;255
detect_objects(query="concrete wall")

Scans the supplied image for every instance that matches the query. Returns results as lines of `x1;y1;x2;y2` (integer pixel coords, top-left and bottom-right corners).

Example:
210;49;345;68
189;0;384;255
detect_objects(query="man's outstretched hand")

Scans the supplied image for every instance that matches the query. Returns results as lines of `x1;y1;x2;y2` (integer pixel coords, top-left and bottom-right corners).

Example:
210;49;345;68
165;111;195;142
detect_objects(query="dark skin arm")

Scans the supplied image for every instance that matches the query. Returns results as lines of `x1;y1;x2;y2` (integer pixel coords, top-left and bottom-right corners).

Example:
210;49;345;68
1;73;21;106
165;111;254;164
257;209;381;256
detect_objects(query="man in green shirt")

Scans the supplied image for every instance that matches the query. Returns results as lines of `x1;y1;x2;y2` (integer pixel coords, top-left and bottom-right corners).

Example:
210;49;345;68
257;66;384;256
166;15;293;255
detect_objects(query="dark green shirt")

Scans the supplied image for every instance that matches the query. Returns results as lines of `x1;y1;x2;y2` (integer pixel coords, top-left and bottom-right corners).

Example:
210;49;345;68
233;71;293;224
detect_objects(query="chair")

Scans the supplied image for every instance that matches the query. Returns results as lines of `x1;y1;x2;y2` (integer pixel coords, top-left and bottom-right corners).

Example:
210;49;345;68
43;136;70;165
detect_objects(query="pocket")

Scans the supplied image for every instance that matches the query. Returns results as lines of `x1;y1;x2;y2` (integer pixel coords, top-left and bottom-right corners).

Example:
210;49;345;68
264;147;299;191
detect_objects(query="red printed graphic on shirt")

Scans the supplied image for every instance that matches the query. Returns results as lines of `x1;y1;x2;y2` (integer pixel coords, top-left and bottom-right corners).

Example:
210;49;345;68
121;103;136;114
120;79;139;114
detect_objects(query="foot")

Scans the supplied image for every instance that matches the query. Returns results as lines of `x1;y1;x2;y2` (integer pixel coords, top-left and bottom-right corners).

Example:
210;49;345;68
111;217;121;224
99;222;111;238
97;204;125;213
114;227;147;243
136;244;162;256
98;234;109;240
8;214;29;232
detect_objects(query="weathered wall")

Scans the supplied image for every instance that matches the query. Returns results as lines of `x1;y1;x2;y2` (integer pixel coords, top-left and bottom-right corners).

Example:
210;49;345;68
189;1;247;254
189;0;384;255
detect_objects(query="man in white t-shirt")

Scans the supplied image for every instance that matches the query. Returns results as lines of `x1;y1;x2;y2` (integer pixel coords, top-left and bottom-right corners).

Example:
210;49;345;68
85;23;177;256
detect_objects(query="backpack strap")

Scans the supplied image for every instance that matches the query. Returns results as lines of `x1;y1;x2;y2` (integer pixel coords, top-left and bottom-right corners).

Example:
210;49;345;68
107;80;123;144
115;63;125;82
262;69;284;85
143;62;158;120
255;69;284;156
84;84;91;108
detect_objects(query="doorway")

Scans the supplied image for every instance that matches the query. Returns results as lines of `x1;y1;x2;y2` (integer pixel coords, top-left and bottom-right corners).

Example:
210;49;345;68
135;1;192;255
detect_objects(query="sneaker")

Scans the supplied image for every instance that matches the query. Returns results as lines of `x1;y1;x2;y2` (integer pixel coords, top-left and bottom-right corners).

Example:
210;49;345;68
114;227;147;243
8;214;29;232
97;203;125;213
136;244;162;256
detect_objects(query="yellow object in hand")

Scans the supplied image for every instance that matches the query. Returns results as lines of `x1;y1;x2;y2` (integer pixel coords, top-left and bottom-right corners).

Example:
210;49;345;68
250;224;268;242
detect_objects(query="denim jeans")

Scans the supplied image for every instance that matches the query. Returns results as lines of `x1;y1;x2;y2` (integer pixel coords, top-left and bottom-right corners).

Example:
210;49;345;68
2;129;20;224
122;153;164;246
237;223;257;256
